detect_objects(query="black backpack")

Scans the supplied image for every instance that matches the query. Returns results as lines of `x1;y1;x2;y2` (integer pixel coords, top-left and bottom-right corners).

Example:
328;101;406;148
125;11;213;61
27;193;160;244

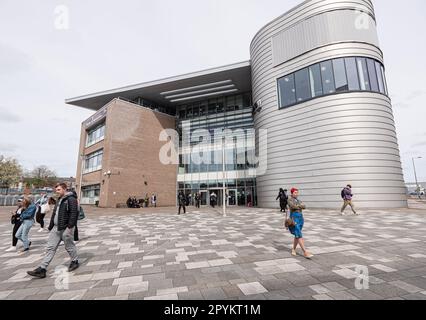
341;189;345;199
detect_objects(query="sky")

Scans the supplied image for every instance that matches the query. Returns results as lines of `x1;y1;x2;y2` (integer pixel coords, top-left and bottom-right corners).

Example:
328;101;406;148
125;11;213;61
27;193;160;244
0;0;425;182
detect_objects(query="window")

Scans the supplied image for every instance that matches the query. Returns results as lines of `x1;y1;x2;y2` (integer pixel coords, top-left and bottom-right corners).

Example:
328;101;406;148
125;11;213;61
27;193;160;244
278;74;296;108
81;185;100;205
277;56;388;109
86;123;105;147
320;61;335;94
309;64;323;98
333;58;348;92
357;58;370;91
84;150;103;174
375;61;385;94
367;58;379;92
345;57;360;91
295;68;311;102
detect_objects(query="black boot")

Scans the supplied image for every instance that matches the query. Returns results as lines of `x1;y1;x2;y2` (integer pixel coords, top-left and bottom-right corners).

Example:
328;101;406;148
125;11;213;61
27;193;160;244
69;260;79;272
27;267;46;279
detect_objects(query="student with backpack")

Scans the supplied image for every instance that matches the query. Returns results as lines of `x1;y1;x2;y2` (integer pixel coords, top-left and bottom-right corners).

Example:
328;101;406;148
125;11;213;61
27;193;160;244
15;197;37;253
341;184;359;215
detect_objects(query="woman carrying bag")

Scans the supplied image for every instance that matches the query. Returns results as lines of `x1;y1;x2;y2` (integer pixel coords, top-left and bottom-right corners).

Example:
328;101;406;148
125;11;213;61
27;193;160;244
286;188;314;259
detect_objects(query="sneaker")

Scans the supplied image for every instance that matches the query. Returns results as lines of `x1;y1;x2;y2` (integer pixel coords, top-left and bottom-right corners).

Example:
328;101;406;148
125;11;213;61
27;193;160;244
304;252;314;259
291;249;297;257
20;248;30;253
38;228;44;233
68;260;79;272
27;267;46;279
29;242;32;248
354;212;360;215
341;212;346;216
5;246;16;252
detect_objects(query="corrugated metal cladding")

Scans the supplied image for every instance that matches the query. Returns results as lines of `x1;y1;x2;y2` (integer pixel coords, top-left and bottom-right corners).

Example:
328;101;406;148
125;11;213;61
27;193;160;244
271;10;379;67
250;0;407;209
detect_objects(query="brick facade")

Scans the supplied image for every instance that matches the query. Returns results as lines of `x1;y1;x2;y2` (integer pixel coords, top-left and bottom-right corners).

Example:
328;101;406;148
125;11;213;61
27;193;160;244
76;99;177;208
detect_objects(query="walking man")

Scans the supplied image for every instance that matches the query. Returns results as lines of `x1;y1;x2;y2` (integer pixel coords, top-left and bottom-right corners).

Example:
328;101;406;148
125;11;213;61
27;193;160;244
27;183;79;279
178;191;186;215
341;184;358;215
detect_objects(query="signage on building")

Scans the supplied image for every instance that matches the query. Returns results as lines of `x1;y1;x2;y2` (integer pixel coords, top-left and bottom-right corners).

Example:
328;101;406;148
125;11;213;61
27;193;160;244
84;107;108;128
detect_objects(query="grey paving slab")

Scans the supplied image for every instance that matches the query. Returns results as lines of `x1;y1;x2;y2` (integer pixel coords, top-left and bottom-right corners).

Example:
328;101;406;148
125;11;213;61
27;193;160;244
0;204;425;300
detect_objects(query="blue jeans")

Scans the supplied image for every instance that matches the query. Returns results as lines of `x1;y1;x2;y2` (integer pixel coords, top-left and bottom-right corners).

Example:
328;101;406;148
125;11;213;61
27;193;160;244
15;219;34;249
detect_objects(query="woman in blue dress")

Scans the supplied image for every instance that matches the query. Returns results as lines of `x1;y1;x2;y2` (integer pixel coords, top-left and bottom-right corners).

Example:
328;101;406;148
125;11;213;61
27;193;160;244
287;188;314;259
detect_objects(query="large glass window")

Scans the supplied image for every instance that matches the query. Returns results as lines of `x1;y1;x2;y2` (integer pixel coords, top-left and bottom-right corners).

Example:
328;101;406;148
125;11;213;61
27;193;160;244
84;150;103;174
367;58;379;92
278;74;296;107
309;64;323;98
277;56;388;109
81;184;100;205
375;61;385;94
345;57;360;91
320;61;336;94
357;58;371;91
333;58;348;92
295;68;311;103
86;123;105;147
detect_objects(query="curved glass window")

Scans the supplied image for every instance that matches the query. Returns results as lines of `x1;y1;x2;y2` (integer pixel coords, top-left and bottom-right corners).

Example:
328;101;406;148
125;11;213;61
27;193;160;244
278;56;388;109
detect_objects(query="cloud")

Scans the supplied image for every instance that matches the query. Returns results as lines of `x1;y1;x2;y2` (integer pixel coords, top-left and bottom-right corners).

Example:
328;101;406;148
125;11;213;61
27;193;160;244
0;43;33;74
0;143;18;153
0;107;22;123
411;140;426;148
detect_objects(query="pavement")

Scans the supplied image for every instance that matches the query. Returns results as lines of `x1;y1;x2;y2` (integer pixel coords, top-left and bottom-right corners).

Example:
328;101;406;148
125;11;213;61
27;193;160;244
0;200;425;300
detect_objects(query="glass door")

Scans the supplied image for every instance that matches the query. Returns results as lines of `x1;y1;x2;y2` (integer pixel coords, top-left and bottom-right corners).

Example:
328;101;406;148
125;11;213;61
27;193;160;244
228;189;237;206
200;191;208;206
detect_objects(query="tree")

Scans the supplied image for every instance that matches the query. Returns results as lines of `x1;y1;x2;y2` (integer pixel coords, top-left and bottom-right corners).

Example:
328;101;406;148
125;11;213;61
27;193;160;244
0;155;23;194
24;165;57;188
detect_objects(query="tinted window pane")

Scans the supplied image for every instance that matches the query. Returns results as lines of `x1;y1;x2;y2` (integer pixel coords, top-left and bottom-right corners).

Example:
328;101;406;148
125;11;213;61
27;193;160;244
381;65;388;95
278;74;296;108
333;58;348;92
357;58;370;91
309;64;323;97
375;61;385;94
367;59;379;92
320;61;335;94
295;68;311;102
345;57;360;90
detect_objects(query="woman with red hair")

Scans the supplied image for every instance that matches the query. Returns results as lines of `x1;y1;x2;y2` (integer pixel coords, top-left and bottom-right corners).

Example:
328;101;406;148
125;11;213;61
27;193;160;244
287;188;313;259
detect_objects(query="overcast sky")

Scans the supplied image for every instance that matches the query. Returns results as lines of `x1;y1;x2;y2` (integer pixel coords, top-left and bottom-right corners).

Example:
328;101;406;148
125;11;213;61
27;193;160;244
0;0;425;183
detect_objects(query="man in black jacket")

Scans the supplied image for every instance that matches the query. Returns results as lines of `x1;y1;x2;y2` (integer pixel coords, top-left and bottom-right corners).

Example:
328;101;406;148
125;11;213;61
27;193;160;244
178;191;186;215
27;183;79;279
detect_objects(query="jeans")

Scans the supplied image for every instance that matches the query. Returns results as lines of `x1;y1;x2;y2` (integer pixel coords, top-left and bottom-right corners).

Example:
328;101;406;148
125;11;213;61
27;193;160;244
15;219;34;249
40;226;78;270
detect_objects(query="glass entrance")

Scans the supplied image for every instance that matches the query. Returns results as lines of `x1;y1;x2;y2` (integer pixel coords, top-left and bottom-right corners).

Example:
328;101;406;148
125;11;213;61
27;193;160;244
228;189;237;206
200;191;208;206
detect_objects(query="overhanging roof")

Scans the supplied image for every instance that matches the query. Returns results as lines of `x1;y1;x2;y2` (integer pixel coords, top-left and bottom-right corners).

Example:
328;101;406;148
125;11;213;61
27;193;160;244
66;61;252;111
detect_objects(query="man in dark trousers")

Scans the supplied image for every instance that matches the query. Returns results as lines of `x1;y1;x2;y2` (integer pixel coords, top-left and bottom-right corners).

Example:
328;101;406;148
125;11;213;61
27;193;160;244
27;183;79;279
178;191;186;215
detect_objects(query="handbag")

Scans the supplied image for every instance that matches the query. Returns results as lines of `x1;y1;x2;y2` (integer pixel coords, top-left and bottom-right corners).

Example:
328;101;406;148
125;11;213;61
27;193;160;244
78;206;86;220
40;203;50;214
284;210;296;229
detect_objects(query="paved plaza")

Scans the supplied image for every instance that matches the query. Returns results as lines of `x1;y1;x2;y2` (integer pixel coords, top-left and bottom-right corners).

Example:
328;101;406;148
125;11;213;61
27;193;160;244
0;200;426;300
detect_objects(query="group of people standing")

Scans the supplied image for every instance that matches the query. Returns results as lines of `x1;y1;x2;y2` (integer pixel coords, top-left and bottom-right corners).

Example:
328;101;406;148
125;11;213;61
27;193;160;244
126;194;157;208
276;184;359;260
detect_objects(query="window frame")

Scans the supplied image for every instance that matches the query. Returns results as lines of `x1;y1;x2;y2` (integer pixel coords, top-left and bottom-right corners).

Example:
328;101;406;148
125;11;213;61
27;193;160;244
277;56;389;110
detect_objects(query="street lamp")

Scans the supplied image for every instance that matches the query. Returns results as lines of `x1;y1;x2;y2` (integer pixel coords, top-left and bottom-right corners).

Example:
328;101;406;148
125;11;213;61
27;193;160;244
412;156;422;198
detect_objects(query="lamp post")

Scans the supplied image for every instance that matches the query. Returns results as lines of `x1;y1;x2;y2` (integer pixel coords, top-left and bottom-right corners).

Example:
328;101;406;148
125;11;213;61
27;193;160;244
78;153;84;201
412;156;422;198
222;137;226;217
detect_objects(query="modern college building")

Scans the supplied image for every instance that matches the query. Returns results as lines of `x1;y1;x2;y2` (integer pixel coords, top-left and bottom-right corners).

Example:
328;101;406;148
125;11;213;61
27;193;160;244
67;0;407;209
